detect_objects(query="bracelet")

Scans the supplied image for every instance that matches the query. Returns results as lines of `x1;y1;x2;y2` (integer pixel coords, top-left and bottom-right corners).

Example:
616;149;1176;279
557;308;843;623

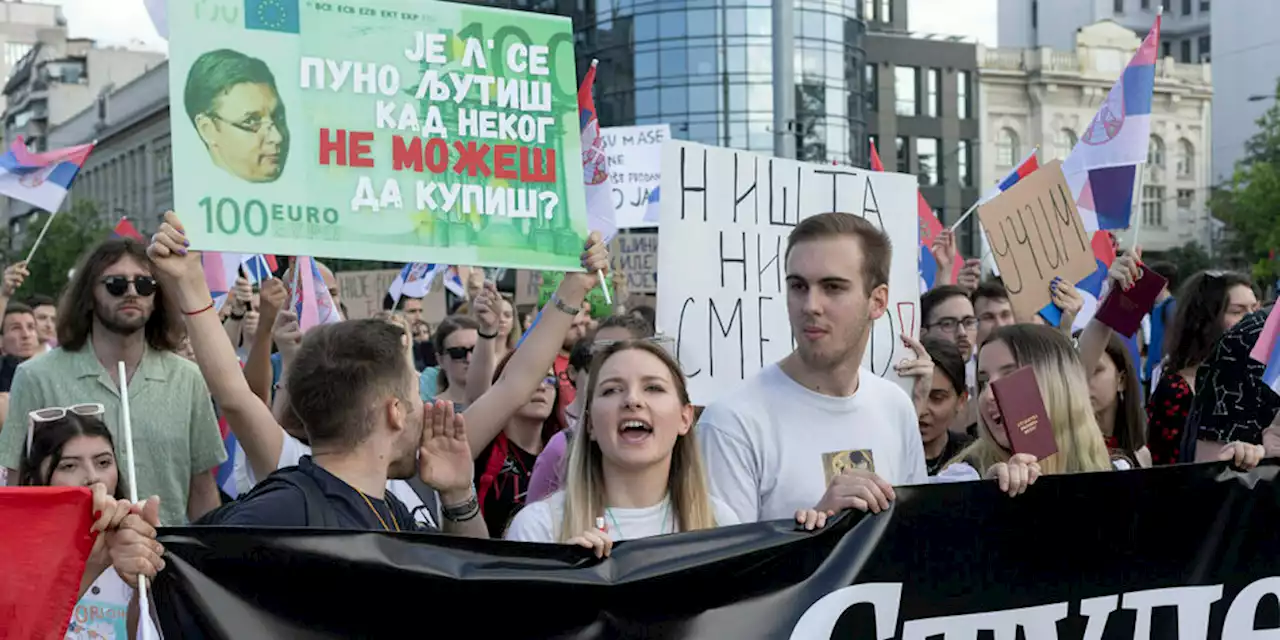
476;329;498;340
549;292;581;316
184;300;216;316
441;492;480;522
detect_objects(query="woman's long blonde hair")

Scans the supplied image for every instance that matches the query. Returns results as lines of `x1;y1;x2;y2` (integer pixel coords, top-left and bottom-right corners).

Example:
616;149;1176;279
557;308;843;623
952;324;1112;475
557;340;719;541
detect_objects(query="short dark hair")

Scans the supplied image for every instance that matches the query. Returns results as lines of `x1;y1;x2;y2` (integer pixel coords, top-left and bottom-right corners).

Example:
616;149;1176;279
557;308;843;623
628;305;656;329
568;336;595;377
1147;260;1179;293
58;238;182;352
18;413;126;499
596;314;654;339
785;212;892;294
921;285;971;325
285;320;413;449
2;303;34;333
24;294;55;309
971;279;1009;307
923;336;966;396
183;49;281;128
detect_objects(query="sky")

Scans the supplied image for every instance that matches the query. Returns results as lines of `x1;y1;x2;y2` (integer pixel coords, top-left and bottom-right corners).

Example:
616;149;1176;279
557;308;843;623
56;0;998;54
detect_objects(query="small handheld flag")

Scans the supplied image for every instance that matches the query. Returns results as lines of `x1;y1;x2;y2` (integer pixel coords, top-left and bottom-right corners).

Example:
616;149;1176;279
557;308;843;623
578;59;613;306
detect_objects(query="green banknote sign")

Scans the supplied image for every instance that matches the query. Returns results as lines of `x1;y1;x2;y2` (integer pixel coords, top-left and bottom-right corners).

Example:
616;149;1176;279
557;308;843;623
170;0;587;270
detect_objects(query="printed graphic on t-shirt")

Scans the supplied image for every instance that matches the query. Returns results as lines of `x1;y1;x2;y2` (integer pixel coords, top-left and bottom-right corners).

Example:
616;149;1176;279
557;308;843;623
66;596;127;639
821;449;875;486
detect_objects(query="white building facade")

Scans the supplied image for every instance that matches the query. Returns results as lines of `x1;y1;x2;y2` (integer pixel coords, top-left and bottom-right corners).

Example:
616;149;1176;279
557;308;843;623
979;21;1213;253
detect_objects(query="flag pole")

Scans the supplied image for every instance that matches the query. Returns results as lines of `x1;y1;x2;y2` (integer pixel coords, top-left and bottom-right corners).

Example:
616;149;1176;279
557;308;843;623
23;209;58;264
586;58;612;307
117;361;152;640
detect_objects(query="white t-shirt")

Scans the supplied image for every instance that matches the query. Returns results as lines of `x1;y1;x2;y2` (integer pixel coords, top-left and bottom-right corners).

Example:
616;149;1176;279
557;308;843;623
505;491;740;542
698;364;928;523
65;568;160;639
246;433;438;529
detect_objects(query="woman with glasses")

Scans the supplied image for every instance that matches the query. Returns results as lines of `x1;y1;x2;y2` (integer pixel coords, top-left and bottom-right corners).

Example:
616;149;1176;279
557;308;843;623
18;405;160;639
1147;271;1260;465
420;315;480;409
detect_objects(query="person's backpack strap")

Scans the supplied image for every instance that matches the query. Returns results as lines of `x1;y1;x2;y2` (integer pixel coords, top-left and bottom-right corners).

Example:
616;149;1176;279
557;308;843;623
196;468;340;528
404;477;441;530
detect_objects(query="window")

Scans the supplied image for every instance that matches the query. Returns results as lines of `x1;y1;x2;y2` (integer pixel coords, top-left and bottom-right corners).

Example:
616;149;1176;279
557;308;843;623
925;68;941;117
880;0;892;23
1031;0;1038;28
957;71;970;118
1200;0;1210;10
996;128;1019;168
1180;40;1191;63
1161;0;1172;11
1142;186;1165;227
863;0;875;20
1148;135;1165;168
1055;129;1077;160
1162;41;1171;58
1182;0;1191;14
895;136;909;173
1177;188;1195;208
957;140;972;187
894;66;918;116
864;63;878;111
1198;36;1210;61
917;138;939;186
1115;0;1125;12
1142;0;1150;7
1176;139;1195;178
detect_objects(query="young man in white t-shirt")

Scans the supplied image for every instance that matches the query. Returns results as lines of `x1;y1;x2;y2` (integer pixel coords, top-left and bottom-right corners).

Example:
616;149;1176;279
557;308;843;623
699;212;928;523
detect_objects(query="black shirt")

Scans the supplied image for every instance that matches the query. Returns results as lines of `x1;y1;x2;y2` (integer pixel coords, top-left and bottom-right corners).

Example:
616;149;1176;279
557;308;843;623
475;434;538;538
0;354;24;393
927;431;976;476
210;456;419;531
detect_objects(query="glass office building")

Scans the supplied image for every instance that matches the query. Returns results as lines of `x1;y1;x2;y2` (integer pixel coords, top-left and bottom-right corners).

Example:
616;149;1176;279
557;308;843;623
574;0;869;166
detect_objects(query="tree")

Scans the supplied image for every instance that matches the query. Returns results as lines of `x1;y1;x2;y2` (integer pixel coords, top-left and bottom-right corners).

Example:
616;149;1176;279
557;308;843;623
1148;241;1213;283
1212;77;1280;286
9;200;109;300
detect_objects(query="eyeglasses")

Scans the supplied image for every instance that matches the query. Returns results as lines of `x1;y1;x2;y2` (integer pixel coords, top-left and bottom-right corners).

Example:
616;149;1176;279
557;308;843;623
444;346;474;360
207;112;286;136
925;317;978;334
101;275;157;297
26;403;105;453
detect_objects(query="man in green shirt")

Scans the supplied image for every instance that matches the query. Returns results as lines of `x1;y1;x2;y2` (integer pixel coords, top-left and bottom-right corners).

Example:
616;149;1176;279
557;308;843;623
0;238;225;525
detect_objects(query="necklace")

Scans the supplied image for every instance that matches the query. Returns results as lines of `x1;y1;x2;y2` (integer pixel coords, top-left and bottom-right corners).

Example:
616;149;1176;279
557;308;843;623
357;490;401;532
605;499;670;539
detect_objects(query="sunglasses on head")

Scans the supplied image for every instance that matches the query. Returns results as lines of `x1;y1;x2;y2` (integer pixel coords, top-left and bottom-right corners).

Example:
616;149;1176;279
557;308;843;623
445;346;474;360
26;403;106;454
101;275;157;297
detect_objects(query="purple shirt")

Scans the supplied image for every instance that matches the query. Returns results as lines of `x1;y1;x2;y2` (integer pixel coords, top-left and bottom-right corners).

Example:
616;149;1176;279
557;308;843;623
527;429;570;503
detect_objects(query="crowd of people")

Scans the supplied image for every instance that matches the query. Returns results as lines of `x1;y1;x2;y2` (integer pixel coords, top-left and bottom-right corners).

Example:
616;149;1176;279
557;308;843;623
4;209;1277;637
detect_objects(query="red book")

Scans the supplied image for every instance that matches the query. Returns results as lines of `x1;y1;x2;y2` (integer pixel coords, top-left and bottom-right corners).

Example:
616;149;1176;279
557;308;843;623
0;486;94;639
990;366;1059;460
1094;264;1168;338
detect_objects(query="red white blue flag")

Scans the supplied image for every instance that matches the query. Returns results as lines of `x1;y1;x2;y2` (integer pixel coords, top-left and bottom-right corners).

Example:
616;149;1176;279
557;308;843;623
0;136;94;212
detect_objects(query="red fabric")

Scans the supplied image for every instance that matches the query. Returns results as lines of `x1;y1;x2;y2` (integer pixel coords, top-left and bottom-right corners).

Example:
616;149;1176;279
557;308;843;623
112;218;144;241
554;353;575;422
0;486;95;639
869;140;960;285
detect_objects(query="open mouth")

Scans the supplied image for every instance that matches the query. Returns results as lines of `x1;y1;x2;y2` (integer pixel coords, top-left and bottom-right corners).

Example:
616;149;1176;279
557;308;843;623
618;419;654;444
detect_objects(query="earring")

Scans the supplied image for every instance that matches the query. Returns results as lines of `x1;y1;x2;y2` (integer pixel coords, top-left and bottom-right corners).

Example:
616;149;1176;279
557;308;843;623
1118;390;1125;404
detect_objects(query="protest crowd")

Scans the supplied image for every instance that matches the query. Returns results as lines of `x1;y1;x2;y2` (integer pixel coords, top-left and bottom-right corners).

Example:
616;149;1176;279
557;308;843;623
4;3;1280;639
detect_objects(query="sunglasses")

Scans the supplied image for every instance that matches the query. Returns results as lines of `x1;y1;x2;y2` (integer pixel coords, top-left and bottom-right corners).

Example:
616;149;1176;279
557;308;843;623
444;346;474;360
26;403;106;453
101;275;157;297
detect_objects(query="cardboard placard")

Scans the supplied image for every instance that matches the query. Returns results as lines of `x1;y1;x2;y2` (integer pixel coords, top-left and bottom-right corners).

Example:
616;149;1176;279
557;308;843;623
977;160;1096;320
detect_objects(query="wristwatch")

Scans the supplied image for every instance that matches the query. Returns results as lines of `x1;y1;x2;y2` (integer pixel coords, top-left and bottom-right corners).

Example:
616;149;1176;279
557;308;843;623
549;292;581;316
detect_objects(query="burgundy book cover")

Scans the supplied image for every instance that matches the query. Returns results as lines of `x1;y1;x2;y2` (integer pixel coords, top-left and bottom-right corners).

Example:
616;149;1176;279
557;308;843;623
990;366;1058;460
1094;264;1168;338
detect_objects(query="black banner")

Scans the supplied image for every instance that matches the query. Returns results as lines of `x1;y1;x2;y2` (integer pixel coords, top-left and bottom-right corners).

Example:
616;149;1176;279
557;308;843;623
154;462;1280;639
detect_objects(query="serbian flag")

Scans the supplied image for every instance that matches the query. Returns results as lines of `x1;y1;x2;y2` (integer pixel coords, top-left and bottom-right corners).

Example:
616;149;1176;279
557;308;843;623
291;256;341;333
980;149;1040;203
389;263;439;306
242;254;275;284
112;218;144;241
868;141;956;291
0;136;95;212
1251;304;1280;395
0;486;95;639
579;60;616;242
1063;14;1160;232
202;252;245;311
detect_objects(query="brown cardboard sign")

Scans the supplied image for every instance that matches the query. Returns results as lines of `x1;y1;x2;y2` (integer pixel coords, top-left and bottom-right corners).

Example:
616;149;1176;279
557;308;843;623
977;160;1096;319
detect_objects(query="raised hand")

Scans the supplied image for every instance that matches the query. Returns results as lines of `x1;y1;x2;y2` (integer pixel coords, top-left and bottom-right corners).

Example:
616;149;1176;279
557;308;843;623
1108;247;1143;293
418;400;475;499
146;211;202;288
930;230;957;285
472;281;501;336
563;231;611;293
259;277;288;320
893;334;934;413
957;258;982;293
273;309;304;364
230;277;252;313
1050;278;1084;330
2;261;28;296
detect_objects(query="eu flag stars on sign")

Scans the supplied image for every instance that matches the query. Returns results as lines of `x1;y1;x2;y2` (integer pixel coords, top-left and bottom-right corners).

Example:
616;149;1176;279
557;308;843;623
245;0;300;34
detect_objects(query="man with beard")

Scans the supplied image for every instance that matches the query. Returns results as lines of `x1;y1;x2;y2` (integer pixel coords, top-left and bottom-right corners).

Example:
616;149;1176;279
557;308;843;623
0;238;226;527
699;213;927;524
